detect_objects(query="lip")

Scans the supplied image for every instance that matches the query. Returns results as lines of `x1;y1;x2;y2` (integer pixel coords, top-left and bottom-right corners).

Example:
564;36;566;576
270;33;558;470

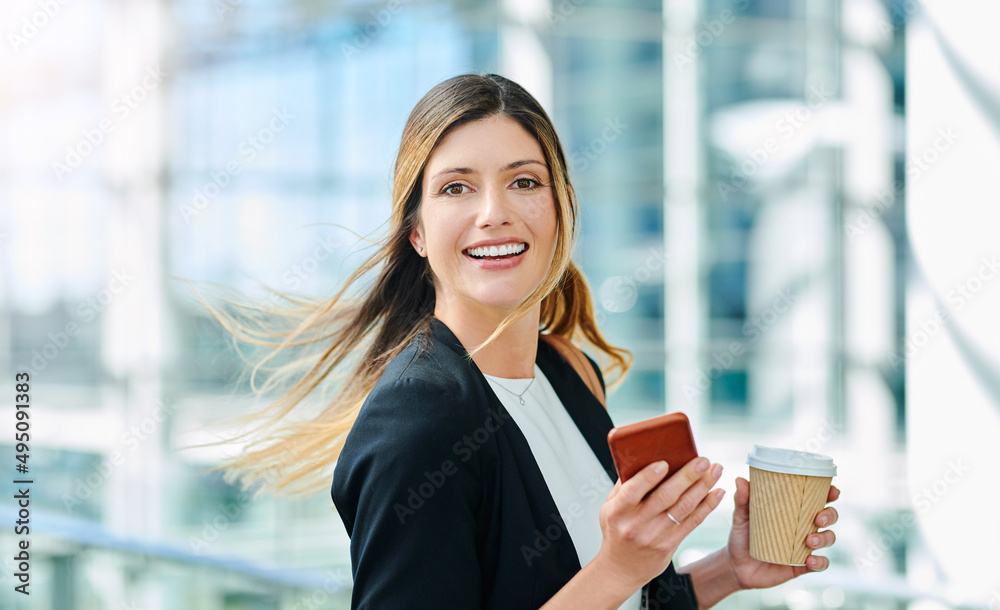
462;238;529;271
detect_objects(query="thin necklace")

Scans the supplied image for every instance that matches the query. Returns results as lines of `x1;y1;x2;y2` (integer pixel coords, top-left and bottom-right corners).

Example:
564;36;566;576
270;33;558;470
489;376;535;405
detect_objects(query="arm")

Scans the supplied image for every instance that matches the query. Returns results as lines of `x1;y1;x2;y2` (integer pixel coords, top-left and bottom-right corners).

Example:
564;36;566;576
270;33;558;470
537;535;701;610
331;376;483;609
538;553;638;610
538;555;703;610
676;549;741;609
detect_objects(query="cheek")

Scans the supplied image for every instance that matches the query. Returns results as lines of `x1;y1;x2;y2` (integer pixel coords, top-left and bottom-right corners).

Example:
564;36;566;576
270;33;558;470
520;194;557;228
421;206;465;254
537;198;558;245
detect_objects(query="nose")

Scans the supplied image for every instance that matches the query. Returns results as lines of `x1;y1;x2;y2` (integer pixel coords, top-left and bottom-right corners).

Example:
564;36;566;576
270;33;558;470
477;183;511;228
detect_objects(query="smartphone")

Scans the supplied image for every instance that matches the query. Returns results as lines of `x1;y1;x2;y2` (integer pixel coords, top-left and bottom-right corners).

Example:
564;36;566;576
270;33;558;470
607;412;699;483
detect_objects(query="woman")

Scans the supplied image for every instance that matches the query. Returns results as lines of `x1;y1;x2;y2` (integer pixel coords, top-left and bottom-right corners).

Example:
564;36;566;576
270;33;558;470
206;73;839;609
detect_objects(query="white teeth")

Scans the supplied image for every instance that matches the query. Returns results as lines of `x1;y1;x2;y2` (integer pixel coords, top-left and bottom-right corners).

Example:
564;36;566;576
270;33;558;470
466;242;526;258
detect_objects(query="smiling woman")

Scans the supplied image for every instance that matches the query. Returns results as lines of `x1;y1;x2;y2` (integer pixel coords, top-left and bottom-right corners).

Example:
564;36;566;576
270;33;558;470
191;73;839;610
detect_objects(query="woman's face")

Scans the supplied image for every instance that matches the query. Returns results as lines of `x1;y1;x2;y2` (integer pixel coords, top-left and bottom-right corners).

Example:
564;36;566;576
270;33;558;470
410;115;558;320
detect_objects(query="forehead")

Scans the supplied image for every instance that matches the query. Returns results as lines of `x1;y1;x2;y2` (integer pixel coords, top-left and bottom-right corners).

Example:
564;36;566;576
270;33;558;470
425;115;546;170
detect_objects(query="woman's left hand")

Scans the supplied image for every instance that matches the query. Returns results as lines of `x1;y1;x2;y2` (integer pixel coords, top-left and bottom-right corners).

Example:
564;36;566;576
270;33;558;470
723;476;840;589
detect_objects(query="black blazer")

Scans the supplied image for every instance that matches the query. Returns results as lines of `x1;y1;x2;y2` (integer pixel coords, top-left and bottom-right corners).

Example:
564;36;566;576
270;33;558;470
331;317;698;609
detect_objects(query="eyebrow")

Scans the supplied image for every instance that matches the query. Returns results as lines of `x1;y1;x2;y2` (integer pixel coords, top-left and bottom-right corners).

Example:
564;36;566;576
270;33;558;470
430;159;547;182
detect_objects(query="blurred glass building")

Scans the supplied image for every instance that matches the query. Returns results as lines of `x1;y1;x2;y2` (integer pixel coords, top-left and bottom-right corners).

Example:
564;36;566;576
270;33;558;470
6;0;991;608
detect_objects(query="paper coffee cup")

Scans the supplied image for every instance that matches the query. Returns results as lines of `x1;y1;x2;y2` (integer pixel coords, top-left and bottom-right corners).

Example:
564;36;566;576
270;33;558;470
746;445;837;565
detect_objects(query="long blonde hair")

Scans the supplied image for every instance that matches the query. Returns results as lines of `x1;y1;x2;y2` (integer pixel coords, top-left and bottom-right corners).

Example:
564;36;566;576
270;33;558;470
187;73;633;497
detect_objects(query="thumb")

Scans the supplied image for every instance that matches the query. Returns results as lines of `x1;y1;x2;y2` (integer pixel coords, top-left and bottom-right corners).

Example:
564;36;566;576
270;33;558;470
733;476;750;526
608;477;621;501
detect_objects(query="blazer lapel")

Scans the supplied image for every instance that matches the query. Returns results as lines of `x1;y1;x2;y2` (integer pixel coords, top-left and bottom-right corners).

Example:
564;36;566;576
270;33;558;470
427;316;588;579
426;317;620;483
535;337;620;484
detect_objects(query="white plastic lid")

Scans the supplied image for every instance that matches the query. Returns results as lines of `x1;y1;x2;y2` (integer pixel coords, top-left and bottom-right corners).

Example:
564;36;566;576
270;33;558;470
746;445;837;477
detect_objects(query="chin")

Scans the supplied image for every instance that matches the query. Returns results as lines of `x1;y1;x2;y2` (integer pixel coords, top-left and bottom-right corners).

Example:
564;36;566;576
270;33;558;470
465;278;544;313
465;290;529;313
474;299;526;314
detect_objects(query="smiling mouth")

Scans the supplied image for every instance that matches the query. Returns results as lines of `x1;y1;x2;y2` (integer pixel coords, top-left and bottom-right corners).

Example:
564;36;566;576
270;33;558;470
463;242;529;260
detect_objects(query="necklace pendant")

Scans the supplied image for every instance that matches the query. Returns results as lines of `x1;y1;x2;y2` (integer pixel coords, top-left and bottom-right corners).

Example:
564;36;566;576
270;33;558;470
519;397;525;405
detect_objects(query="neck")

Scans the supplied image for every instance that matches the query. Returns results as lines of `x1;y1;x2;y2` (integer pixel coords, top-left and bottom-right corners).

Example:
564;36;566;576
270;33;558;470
434;301;539;379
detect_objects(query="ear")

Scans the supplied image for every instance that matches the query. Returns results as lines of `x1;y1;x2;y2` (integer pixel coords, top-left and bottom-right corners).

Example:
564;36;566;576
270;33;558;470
408;222;426;257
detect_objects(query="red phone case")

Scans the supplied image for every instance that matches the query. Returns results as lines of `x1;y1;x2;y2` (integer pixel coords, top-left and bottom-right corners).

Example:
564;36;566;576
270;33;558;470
607;412;699;483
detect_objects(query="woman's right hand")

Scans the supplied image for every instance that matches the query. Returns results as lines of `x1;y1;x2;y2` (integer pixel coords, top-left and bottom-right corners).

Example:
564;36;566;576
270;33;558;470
594;457;726;594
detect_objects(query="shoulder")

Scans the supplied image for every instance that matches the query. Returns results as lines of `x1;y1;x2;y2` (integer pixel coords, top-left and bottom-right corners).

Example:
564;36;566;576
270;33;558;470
332;329;489;514
539;333;607;395
368;329;482;423
339;328;488;466
380;329;466;388
582;350;605;393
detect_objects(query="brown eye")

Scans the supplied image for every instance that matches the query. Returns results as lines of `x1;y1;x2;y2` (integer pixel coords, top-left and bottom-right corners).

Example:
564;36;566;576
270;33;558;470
514;178;539;189
442;183;468;196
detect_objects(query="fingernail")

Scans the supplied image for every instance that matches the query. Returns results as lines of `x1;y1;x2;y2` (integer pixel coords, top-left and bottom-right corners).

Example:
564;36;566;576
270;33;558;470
809;535;819;547
819;515;828;526
695;458;709;473
655;461;667;474
711;463;723;478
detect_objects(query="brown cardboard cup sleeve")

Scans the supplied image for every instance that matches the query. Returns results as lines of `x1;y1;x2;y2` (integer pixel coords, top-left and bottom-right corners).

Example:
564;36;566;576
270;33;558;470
745;445;837;566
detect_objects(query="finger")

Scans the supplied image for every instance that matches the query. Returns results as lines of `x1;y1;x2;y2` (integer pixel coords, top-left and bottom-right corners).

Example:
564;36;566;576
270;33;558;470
653;462;723;522
618;461;669;507
732;477;750;527
805;554;829;571
734;476;750;507
649;457;711;511
827;485;840;503
669;487;726;539
815;506;838;528
806;529;836;550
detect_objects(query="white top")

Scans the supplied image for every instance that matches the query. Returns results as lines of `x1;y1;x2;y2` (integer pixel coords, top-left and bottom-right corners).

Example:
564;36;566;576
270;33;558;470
484;364;644;610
